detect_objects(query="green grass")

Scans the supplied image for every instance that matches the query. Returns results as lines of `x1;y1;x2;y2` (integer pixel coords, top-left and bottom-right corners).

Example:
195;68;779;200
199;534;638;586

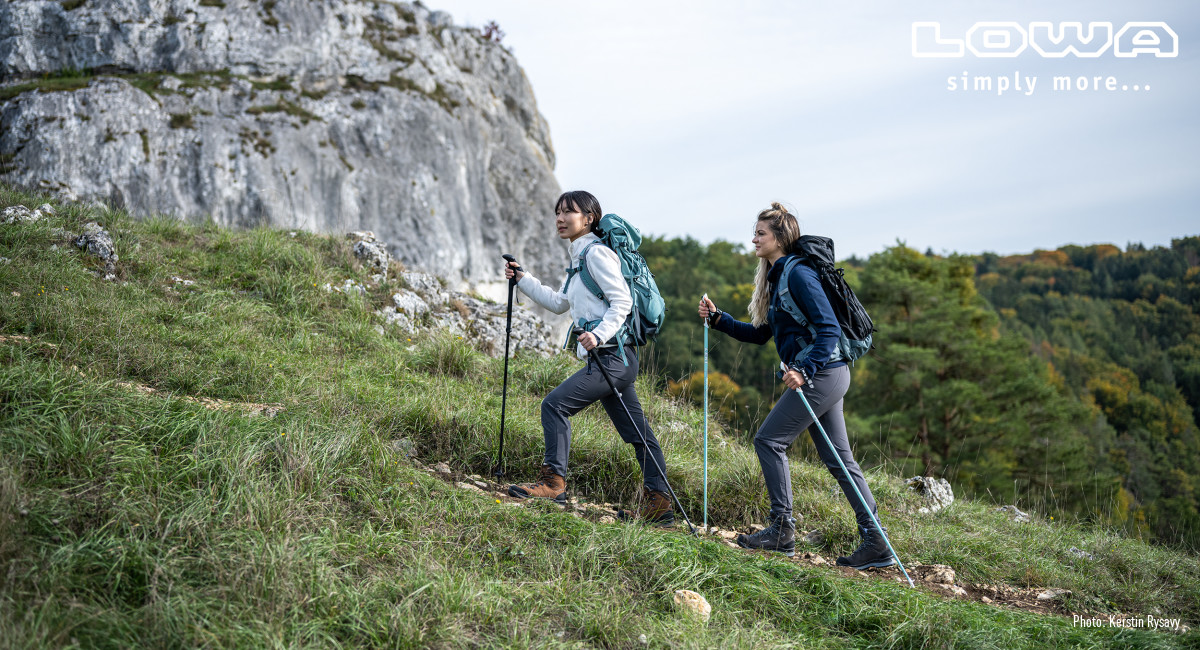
245;100;319;124
0;76;92;102
167;112;193;129
1;184;1198;648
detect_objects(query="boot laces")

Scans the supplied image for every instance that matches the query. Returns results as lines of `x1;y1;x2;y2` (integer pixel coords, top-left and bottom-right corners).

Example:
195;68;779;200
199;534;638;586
856;526;881;553
760;515;788;537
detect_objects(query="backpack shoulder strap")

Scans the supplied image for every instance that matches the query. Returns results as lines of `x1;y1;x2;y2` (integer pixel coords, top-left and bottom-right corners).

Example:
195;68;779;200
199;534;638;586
778;255;847;365
775;256;811;330
574;240;609;305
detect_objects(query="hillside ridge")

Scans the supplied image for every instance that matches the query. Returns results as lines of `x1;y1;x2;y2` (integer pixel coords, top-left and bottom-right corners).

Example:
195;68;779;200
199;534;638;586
2;186;1198;647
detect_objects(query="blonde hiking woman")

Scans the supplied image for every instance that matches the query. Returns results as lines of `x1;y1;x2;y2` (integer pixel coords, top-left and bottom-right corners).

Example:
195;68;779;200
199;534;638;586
502;190;675;525
698;203;894;568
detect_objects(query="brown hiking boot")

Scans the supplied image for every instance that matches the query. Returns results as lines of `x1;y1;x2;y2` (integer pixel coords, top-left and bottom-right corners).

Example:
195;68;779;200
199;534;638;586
617;487;675;526
507;464;567;504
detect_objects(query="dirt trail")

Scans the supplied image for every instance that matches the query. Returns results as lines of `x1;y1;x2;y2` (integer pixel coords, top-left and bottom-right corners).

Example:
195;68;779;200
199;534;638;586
416;460;1192;635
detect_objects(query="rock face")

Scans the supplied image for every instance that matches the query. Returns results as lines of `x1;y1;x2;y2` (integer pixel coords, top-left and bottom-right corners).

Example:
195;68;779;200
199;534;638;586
0;0;568;291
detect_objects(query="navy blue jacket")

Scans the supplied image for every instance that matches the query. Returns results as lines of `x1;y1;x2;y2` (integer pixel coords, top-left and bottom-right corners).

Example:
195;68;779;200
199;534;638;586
712;254;845;379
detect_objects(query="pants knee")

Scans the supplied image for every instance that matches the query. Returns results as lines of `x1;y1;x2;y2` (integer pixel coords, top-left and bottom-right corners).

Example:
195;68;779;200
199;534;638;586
753;434;779;455
541;395;564;419
616;427;639;446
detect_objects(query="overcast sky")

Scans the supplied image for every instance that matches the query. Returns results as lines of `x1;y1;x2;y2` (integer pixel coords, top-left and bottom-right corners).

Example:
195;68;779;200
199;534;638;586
432;1;1198;259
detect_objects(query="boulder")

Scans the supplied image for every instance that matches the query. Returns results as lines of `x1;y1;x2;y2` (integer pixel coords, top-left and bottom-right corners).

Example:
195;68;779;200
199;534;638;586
1037;588;1071;601
1067;547;1095;561
352;239;390;276
402;271;448;306
672;590;711;624
392;290;430;316
905;476;954;513
72;222;118;280
996;505;1032;523
913;564;956;585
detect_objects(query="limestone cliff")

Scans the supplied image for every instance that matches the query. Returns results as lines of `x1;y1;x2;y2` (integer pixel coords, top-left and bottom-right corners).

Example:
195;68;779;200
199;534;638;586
0;0;568;289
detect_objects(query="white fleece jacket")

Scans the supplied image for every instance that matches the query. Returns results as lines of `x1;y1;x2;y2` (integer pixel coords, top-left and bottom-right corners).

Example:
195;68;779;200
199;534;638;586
516;232;632;359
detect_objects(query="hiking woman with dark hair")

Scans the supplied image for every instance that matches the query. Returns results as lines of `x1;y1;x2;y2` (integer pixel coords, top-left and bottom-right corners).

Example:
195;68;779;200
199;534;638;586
502;190;675;525
697;202;893;567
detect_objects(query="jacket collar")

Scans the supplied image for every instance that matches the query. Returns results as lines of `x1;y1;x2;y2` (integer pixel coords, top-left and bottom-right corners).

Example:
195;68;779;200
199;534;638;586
570;232;600;260
767;254;794;282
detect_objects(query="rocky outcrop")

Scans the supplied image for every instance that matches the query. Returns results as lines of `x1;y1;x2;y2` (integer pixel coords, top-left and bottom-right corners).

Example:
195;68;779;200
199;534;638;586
72;221;119;280
339;230;558;357
0;0;568;291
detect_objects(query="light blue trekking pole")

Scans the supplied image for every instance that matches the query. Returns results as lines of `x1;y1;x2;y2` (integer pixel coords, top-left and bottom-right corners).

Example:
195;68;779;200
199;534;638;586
702;294;710;532
781;362;914;587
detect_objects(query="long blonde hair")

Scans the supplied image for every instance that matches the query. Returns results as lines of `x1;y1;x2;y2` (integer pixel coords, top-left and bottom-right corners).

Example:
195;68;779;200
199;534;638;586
748;202;801;326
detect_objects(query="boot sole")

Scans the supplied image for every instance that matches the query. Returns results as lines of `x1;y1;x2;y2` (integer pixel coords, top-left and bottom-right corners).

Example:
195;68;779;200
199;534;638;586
836;558;896;570
736;537;795;557
506;486;567;504
615;510;675;527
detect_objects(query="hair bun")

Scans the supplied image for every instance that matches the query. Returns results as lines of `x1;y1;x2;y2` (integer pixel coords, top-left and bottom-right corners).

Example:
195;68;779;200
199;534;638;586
771;202;787;215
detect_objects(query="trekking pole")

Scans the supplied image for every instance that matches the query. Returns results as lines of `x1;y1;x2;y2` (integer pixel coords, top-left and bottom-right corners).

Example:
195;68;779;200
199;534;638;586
781;362;914;588
576;328;700;537
493;254;521;478
702;293;710;533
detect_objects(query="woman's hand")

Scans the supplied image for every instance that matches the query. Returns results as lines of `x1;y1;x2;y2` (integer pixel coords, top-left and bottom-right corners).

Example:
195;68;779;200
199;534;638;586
577;331;598;351
782;369;806;391
698;295;720;323
504;259;524;282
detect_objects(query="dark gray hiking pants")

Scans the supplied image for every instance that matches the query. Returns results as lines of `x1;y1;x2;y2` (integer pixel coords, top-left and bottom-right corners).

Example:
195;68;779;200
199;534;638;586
541;346;669;493
754;365;878;529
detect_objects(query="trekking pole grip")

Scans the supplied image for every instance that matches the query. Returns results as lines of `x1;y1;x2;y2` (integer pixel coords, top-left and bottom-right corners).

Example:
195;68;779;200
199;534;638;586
502;253;523;274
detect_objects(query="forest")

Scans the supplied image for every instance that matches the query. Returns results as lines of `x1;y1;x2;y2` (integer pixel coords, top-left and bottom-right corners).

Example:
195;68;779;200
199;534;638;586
639;235;1200;549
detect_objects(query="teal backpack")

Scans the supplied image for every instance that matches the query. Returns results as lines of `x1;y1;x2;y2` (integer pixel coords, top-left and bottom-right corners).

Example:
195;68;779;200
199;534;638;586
562;214;666;363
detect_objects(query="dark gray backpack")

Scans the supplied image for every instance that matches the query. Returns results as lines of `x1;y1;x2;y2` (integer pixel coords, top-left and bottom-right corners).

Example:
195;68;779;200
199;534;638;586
776;235;875;364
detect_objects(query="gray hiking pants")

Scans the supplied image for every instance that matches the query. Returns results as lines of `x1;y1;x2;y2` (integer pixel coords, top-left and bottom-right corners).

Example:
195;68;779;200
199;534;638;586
541;345;669;493
754;365;878;529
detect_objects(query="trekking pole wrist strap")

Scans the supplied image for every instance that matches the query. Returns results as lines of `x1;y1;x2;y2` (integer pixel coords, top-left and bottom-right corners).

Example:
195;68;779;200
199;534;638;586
777;361;810;384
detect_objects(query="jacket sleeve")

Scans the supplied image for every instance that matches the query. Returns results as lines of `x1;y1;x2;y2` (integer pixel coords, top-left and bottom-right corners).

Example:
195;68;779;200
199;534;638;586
583;246;632;345
791;264;842;378
711;309;772;345
516;273;570;314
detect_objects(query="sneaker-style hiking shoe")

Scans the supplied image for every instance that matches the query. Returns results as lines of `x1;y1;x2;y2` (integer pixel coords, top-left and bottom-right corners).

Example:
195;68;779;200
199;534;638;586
616;488;675;526
836;525;896;569
736;514;796;557
507;464;567;504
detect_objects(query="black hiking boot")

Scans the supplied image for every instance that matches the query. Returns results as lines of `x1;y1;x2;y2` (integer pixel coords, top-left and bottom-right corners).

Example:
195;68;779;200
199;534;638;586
736;514;796;557
836;525;896;569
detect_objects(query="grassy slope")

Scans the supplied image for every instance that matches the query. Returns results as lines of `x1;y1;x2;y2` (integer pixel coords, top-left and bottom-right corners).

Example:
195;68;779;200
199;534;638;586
1;185;1198;649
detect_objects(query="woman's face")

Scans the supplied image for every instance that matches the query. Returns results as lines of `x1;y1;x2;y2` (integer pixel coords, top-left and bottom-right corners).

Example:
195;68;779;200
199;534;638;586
752;220;783;260
555;202;592;241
